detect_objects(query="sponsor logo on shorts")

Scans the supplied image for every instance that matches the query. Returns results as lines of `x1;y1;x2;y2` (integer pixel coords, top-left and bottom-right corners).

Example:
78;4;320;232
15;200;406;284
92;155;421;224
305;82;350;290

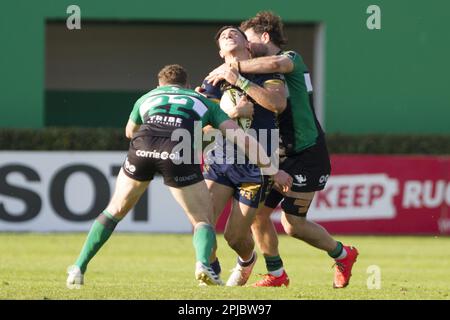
319;174;330;186
124;158;136;173
174;173;198;183
239;183;261;201
293;174;307;187
136;149;181;161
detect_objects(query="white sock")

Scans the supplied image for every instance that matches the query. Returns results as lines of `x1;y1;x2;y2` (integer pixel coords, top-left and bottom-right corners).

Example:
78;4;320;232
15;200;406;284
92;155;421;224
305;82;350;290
238;251;255;265
335;247;348;260
269;267;284;277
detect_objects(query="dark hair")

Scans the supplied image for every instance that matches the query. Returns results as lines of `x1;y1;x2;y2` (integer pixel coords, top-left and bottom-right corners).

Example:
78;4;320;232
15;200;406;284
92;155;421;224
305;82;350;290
214;25;247;47
157;64;188;86
240;11;287;48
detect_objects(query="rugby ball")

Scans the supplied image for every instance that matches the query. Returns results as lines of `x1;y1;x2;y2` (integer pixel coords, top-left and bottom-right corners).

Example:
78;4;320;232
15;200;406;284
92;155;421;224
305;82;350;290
220;88;252;130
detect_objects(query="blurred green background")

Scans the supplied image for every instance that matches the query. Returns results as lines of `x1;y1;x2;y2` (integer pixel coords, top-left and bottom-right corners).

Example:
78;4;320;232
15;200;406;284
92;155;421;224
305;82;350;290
1;0;448;134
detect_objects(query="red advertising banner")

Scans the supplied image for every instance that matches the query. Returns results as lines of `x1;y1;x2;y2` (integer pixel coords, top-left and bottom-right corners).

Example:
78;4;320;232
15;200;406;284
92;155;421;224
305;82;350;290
216;155;450;235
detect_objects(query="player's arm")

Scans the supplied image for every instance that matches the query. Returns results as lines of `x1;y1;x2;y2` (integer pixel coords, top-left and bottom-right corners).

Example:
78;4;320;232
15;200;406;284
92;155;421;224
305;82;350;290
237;55;294;74
204;98;265;165
125;119;140;139
218;120;292;191
203;93;253;119
206;55;294;83
243;77;286;114
126;98;144;139
207;66;286;113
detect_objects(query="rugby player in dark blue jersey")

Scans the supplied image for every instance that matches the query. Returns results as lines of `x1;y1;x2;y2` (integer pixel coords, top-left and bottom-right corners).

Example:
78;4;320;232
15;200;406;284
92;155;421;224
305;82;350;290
201;26;292;286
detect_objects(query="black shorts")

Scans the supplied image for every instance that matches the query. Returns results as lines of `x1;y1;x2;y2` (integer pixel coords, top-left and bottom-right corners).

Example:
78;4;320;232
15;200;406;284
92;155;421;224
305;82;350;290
265;138;331;215
122;133;203;188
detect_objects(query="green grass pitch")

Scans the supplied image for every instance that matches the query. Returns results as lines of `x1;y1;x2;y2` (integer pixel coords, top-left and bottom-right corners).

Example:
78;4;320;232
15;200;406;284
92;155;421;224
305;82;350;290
0;233;449;300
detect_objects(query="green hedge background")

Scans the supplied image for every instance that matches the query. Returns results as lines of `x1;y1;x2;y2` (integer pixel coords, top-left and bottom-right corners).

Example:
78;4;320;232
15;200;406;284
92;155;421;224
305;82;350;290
1;128;449;154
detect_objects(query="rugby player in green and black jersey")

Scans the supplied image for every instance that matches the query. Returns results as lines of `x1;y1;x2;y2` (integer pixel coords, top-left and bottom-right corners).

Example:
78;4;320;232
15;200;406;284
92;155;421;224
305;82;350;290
207;12;359;288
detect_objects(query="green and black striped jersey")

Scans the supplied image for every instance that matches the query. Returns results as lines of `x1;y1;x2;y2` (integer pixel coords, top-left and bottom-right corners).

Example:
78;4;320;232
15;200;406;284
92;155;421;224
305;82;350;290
129;85;229;137
278;50;325;156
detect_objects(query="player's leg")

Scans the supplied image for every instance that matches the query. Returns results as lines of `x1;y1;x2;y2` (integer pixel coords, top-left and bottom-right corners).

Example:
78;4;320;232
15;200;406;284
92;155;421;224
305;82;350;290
224;198;258;286
252;206;279;256
204;179;234;276
225;199;257;261
251;188;290;287
203;163;235;275
252;188;288;285
67;134;155;288
280;190;359;288
168;181;224;285
281;191;337;251
224;175;272;287
67;168;150;287
164;152;230;286
205;179;234;226
205;179;233;247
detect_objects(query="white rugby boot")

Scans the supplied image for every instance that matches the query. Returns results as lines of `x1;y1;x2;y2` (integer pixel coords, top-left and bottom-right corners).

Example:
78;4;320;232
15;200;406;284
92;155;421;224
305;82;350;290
195;261;224;286
66;265;84;289
226;252;257;286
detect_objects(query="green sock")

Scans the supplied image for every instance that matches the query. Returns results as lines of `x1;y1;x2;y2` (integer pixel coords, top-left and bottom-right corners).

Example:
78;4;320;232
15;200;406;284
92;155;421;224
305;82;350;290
192;223;216;266
264;255;284;272
328;241;343;259
74;211;120;273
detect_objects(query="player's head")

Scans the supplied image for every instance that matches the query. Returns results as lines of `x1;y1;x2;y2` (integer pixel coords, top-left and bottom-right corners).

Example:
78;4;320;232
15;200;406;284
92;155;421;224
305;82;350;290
240;11;287;57
157;64;188;87
214;25;249;59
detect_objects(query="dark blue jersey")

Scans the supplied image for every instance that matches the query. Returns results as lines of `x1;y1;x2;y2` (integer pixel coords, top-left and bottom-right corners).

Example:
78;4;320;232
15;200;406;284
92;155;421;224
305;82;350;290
201;73;284;163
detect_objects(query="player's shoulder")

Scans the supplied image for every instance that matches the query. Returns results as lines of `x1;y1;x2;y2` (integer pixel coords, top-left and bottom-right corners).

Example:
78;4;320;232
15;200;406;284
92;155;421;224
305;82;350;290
280;50;308;73
133;89;155;106
280;50;302;61
282;50;306;67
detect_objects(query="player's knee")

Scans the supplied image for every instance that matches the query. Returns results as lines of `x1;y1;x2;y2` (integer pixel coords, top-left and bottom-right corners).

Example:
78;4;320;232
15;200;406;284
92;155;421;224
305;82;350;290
223;231;237;248
280;215;296;237
282;222;295;237
225;238;240;252
281;212;307;238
